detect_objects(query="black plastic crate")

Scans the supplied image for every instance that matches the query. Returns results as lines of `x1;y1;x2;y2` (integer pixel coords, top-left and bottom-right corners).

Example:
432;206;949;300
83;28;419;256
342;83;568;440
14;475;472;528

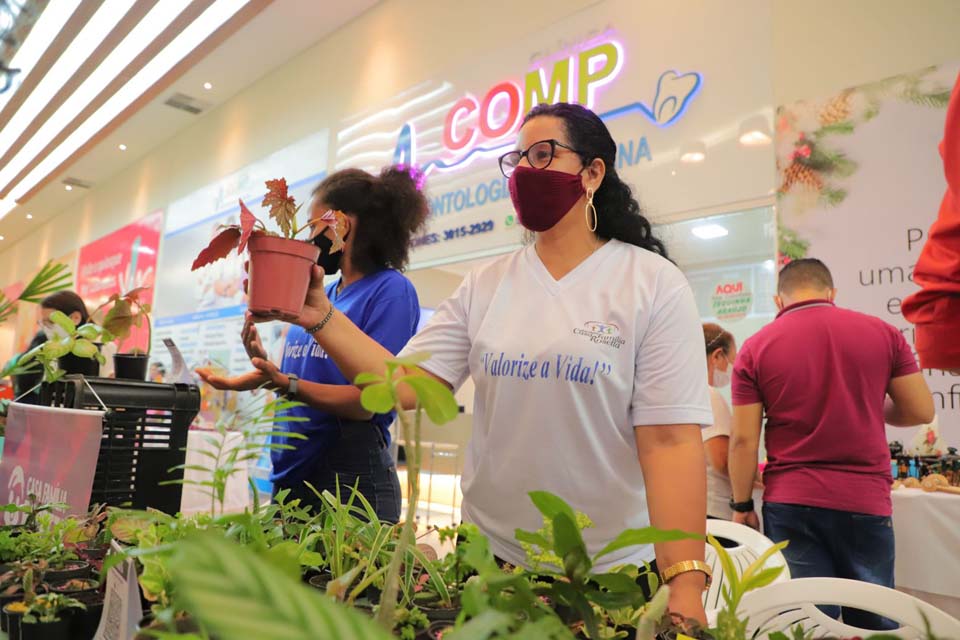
41;376;201;514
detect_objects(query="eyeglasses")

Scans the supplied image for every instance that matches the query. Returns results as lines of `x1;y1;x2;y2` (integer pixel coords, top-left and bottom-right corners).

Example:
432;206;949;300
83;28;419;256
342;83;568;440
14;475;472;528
498;139;585;178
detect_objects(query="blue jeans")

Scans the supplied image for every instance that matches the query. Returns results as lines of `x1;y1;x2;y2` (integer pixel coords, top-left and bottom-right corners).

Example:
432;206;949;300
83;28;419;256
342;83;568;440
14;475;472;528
273;421;401;523
763;502;897;631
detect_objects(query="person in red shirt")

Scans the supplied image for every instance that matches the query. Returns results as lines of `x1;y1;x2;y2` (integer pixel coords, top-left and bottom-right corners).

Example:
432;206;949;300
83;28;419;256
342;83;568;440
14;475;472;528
902;71;960;373
728;258;934;630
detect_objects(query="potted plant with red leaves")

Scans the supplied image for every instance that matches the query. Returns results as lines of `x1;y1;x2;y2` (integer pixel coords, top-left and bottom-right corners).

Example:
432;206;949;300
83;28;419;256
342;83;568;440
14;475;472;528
92;288;153;380
191;178;347;317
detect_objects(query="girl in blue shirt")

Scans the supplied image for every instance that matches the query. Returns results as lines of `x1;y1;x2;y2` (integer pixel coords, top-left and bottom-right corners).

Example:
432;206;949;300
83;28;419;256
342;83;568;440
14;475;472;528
198;166;428;522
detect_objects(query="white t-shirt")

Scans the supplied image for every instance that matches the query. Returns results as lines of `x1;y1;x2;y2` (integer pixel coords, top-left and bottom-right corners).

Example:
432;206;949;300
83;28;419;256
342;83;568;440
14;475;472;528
702;387;733;519
402;239;712;571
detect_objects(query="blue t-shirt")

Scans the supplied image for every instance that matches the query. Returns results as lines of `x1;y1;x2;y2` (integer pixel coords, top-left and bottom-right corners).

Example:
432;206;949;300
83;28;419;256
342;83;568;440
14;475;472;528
271;269;420;482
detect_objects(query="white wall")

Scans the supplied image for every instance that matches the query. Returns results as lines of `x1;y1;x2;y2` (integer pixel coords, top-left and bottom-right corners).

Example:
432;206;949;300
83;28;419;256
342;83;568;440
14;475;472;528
3;0;960;311
772;0;960;105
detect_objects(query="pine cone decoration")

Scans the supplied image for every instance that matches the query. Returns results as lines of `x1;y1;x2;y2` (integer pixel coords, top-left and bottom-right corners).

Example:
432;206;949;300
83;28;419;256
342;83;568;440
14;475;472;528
780;162;823;193
818;91;852;126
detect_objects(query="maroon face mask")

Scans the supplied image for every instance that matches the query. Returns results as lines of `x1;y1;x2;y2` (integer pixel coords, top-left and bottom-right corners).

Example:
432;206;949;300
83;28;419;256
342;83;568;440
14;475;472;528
508;165;585;232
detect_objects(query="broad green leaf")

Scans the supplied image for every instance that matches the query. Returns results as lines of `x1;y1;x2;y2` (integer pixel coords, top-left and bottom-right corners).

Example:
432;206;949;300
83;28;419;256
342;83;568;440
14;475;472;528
743;566;784;593
513;529;550;549
590;572;641;592
528;491;577;522
552;512;589;580
264;541;304;582
42;339;72;359
50;310;75;334
594;527;702;561
445;609;513;640
103;299;134;340
76;324;100;340
169;534;392;640
584;587;646;611
360;382;395;414
402;375;458;425
353;372;383;386
739;539;789;585
72;339;100;359
636;584;670;639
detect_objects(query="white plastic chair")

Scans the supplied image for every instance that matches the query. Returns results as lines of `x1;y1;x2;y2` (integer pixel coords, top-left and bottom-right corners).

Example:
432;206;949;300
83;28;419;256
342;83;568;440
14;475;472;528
703;520;791;612
735;577;960;639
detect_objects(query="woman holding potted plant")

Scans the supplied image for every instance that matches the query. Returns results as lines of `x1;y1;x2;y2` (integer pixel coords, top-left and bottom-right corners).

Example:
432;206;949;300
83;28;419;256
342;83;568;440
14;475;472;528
256;104;713;624
199;166;429;523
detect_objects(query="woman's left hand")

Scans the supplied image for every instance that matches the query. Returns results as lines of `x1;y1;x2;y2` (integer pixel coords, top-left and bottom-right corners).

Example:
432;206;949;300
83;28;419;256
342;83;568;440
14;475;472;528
249;357;289;392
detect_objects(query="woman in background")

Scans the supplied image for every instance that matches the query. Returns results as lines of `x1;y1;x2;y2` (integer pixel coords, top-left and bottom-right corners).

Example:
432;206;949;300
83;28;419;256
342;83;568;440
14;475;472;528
701;323;737;520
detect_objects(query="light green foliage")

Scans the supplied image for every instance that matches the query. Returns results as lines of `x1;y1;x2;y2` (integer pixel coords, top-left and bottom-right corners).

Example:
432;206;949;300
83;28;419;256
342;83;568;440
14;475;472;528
168;533;393;640
161;394;307;516
354;353;459;632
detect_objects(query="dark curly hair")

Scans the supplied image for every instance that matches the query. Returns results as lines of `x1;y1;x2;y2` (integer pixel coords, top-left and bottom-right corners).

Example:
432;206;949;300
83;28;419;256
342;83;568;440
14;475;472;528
313;166;429;274
521;103;668;258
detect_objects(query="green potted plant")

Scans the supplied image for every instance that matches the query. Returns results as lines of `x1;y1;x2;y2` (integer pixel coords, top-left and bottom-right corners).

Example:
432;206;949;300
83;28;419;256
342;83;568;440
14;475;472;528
18;593;85;640
49;578;103;639
17;311;107;383
1;561;43;639
92;287;153;380
191;178;347;316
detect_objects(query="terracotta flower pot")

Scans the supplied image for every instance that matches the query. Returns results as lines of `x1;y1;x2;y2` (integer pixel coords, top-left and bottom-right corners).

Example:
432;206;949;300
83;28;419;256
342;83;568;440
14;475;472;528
247;235;320;316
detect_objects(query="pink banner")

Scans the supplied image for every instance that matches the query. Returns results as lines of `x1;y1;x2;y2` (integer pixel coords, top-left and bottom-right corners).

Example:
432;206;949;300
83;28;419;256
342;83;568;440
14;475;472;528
0;404;103;523
76;210;163;352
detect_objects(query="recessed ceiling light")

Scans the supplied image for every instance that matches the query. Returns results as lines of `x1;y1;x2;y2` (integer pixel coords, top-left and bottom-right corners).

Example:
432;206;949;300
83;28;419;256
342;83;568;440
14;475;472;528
26;213;33;219
0;236;5;241
738;115;773;147
680;141;707;164
65;185;73;191
203;82;213;90
691;224;729;240
671;170;677;176
118;144;127;151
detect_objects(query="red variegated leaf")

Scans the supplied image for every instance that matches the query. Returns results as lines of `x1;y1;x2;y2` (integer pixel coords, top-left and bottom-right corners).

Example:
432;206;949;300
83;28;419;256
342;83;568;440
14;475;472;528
238;199;257;253
262;178;298;238
191;227;242;271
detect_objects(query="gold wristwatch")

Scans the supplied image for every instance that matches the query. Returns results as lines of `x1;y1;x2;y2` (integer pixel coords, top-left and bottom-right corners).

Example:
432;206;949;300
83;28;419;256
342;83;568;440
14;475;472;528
659;560;713;590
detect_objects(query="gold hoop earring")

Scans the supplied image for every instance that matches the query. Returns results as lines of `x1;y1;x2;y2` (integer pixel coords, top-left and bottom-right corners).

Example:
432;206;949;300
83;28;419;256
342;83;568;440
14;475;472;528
585;188;598;233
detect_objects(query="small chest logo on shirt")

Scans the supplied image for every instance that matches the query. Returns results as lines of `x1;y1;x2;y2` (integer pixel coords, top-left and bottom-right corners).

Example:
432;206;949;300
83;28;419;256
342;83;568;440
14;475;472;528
573;321;626;349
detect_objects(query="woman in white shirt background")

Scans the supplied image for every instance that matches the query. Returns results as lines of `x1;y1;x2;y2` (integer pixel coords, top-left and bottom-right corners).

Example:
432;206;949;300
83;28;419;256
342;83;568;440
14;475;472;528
254;102;713;624
701;323;737;520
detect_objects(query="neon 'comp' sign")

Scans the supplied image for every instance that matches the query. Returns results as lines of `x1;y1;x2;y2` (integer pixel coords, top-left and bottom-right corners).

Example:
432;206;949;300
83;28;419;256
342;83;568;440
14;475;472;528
442;40;623;153
392;37;703;175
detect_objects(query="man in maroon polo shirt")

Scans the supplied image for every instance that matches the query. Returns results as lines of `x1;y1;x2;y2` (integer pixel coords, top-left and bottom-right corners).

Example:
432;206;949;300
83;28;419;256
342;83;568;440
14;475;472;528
728;258;934;630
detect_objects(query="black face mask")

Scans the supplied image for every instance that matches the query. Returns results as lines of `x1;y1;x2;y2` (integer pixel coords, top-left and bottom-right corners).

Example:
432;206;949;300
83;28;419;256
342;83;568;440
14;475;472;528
312;232;344;274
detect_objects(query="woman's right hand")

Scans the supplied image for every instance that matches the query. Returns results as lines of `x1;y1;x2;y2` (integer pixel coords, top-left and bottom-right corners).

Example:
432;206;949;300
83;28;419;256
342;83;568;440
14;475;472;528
241;320;269;361
196;367;268;392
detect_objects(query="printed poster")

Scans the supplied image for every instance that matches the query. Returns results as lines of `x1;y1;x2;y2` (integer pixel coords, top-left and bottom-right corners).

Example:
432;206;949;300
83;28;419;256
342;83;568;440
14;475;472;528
776;62;960;445
76;210;163;353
